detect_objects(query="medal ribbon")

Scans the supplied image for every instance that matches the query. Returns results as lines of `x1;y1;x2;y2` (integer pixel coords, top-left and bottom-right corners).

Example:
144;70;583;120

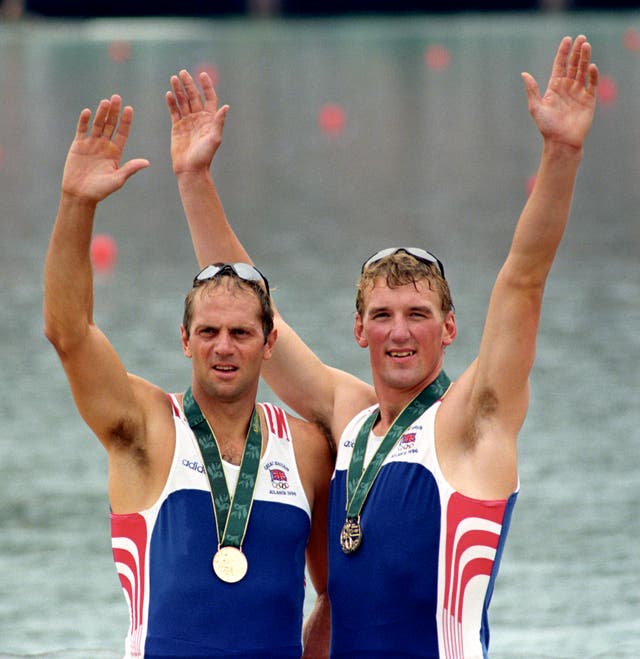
183;387;261;548
346;371;451;519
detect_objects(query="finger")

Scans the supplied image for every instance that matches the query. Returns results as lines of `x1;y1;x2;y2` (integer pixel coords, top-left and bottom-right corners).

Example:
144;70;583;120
575;41;591;87
550;36;572;81
587;62;599;95
75;108;93;140
165;90;182;123
566;35;585;80
178;69;204;113
169;74;190;116
199;71;219;113
103;94;122;138
90;99;112;138
112;104;134;152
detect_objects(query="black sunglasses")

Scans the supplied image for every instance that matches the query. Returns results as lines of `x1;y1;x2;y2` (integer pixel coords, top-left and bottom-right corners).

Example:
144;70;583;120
193;262;271;298
361;247;445;278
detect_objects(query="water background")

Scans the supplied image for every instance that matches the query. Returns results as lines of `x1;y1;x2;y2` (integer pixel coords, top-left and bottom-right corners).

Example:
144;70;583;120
1;12;639;658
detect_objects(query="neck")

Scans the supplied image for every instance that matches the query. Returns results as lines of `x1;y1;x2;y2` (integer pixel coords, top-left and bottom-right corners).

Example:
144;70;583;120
183;387;258;464
374;372;443;435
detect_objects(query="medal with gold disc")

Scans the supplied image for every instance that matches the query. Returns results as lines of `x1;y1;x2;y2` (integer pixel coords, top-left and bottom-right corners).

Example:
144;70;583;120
342;371;451;554
183;387;262;583
212;546;248;584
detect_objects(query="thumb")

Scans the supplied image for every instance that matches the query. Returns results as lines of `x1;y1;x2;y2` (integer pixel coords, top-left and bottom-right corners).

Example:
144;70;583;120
119;158;151;183
521;72;540;103
216;104;230;130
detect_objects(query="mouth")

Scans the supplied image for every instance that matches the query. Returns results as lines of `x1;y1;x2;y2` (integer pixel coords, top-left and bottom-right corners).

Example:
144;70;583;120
387;350;416;359
212;364;238;373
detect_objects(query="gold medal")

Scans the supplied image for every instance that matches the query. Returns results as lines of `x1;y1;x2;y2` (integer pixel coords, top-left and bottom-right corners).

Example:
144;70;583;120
340;517;362;554
184;392;261;586
212;546;248;583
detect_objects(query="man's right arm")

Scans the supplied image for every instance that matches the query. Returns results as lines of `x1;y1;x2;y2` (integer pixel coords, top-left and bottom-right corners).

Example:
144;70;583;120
167;70;376;437
44;96;150;441
43;98;171;511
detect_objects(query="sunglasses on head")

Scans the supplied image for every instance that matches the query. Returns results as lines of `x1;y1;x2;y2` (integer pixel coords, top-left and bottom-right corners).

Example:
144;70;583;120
193;262;271;298
361;247;445;278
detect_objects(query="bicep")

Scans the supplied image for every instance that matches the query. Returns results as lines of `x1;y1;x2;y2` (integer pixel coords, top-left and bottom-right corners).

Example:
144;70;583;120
473;268;542;425
481;269;542;376
56;325;145;449
264;314;375;431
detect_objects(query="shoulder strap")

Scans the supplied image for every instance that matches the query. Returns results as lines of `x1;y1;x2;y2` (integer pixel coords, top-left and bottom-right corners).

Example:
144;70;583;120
259;403;291;442
167;393;184;419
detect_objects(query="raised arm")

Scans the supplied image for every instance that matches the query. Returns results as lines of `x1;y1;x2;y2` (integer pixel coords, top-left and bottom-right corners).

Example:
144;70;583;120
451;36;598;452
166;70;375;436
43;97;155;457
165;69;238;265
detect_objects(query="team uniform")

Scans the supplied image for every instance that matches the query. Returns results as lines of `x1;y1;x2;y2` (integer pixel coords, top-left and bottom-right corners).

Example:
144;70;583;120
111;397;311;658
328;398;518;659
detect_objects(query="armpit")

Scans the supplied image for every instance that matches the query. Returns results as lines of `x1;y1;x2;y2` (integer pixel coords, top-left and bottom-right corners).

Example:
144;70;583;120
477;387;499;418
313;417;337;460
106;418;148;467
462;387;499;449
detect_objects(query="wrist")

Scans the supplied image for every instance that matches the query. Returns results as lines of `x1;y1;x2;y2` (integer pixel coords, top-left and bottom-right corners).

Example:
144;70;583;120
541;139;584;162
173;156;215;178
176;167;216;190
59;189;100;211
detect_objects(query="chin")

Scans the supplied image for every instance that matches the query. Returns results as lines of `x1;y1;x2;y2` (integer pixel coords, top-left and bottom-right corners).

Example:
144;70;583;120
384;373;425;391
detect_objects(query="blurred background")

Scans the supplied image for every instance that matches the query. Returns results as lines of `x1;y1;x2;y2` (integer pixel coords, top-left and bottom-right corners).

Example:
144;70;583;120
2;0;640;19
0;2;639;658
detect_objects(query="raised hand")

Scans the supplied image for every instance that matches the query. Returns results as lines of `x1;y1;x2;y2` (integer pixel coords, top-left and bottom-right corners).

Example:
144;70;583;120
521;35;599;150
166;69;229;176
62;95;150;203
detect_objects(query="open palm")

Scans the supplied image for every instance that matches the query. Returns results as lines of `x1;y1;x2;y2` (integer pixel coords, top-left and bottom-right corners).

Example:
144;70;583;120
522;36;599;150
62;95;149;202
167;70;228;175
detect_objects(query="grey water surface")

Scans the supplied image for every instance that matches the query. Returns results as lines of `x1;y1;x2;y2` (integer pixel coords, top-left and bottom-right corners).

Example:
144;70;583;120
1;13;638;658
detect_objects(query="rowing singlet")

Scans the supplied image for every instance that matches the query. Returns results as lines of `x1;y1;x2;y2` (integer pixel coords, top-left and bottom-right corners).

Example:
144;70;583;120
328;399;518;659
111;398;311;658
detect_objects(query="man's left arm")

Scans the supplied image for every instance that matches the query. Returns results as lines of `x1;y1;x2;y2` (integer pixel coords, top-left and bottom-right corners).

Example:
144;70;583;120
303;493;331;659
474;35;599;433
289;417;333;657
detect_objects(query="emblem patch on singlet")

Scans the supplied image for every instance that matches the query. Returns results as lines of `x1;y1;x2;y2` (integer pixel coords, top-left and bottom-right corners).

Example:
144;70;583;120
400;432;417;446
269;468;289;489
264;460;297;496
390;431;419;458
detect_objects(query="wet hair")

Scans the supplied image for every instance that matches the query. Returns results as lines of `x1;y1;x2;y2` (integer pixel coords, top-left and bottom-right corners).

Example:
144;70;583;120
182;273;274;343
356;251;454;317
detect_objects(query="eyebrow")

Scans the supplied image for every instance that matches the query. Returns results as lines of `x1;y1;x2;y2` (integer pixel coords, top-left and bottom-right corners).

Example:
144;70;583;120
367;304;434;315
193;320;259;332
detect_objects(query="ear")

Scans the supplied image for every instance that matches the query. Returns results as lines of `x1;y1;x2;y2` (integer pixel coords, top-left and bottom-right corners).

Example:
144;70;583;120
262;327;278;361
181;325;192;358
442;311;457;348
354;314;368;348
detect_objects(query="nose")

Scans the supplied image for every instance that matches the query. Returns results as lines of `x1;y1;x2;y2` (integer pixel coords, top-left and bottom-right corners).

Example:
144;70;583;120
389;315;411;342
214;329;234;355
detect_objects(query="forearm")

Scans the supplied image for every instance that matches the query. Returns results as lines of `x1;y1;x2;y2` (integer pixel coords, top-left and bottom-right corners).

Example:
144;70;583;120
176;168;252;268
480;140;584;386
508;139;583;283
43;193;97;349
302;591;331;658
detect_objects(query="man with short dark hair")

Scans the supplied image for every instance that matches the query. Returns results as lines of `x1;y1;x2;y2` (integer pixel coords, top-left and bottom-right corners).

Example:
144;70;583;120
44;93;332;658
